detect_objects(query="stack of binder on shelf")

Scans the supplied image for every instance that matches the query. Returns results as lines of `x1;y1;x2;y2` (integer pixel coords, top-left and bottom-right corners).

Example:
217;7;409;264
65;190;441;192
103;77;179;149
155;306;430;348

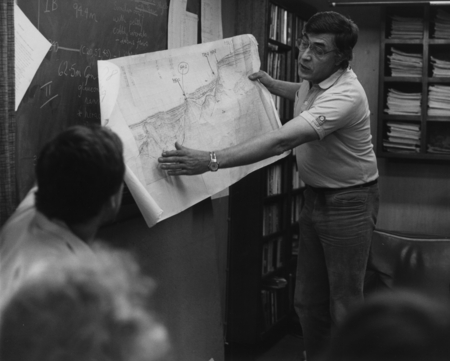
388;48;422;77
389;15;424;39
383;121;421;153
433;9;450;38
385;88;421;115
428;85;450;116
430;56;450;77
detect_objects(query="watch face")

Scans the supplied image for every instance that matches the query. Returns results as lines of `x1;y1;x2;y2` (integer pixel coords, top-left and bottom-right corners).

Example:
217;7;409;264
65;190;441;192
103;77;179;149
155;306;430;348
209;161;219;171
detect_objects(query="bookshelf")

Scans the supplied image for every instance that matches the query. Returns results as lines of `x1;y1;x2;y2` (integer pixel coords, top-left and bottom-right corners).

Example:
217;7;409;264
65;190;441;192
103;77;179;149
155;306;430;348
377;4;450;160
226;0;314;346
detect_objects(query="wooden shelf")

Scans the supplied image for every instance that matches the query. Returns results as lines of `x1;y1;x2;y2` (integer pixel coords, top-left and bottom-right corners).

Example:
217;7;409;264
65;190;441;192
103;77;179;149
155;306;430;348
377;4;450;160
226;0;310;346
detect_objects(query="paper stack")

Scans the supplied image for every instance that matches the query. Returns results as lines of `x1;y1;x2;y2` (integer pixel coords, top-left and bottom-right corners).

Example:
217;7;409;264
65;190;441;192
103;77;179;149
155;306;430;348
385;88;421;115
383;121;421;153
430;56;450;77
433;9;450;39
428;85;450;116
389;15;424;39
388;48;422;77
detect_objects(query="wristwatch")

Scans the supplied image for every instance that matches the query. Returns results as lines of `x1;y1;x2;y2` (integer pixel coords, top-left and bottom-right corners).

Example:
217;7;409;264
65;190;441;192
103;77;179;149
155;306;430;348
208;152;219;172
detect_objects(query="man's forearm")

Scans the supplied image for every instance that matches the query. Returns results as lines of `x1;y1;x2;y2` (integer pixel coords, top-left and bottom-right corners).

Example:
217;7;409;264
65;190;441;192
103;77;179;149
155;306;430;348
266;79;301;101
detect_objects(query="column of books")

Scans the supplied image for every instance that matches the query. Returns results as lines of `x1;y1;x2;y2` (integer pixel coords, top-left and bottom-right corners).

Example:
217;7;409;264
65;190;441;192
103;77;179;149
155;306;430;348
294;16;303;83
268;3;289;119
428;9;450;154
428;86;450;154
267;4;304;120
267;163;282;196
260;277;288;332
262;203;281;236
262;237;284;276
384;43;422;153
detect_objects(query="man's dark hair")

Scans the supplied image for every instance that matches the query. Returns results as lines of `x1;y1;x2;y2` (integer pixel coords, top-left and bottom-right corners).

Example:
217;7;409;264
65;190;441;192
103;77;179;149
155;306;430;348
321;290;450;361
305;11;359;69
35;125;125;224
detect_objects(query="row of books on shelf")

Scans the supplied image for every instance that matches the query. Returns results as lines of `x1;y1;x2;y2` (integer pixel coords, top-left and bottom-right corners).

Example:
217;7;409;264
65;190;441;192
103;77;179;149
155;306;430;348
389;15;423;39
434;9;450;38
385;88;421;115
263;203;281;236
267;49;286;81
387;47;422;77
268;4;304;45
388;9;450;39
266;161;306;197
383;121;450;155
267;48;291;120
292;234;299;256
262;237;284;275
292;161;305;189
387;47;450;78
428;85;450;115
260;287;287;332
267;163;283;196
261;274;296;332
291;195;303;225
383;121;420;153
384;86;450;116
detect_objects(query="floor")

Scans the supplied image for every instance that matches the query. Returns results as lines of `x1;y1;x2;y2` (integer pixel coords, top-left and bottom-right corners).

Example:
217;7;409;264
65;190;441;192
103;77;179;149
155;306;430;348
225;333;305;361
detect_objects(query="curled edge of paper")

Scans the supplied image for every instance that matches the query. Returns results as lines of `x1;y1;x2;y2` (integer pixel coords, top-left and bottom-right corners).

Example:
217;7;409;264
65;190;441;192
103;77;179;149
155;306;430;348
124;165;163;227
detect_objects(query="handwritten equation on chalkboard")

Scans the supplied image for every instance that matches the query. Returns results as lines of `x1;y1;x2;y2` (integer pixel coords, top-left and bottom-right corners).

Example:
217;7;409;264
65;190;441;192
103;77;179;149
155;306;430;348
15;0;169;196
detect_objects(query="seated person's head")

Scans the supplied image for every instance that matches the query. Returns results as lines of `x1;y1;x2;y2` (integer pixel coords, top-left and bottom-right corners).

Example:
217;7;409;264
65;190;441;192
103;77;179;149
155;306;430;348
321;290;450;361
304;11;359;69
0;244;170;361
35;125;125;225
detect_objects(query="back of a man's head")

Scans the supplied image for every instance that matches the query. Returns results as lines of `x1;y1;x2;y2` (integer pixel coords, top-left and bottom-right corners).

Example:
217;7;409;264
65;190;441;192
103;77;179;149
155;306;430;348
0;244;170;361
35;125;125;225
321;290;450;361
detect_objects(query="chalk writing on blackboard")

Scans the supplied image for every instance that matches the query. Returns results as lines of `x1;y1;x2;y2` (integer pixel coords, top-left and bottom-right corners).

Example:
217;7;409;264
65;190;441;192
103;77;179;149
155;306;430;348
15;0;169;197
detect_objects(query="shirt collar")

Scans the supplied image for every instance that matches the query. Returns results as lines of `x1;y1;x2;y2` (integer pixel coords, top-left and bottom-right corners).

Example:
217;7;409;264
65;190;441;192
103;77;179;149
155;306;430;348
34;211;87;248
316;67;348;90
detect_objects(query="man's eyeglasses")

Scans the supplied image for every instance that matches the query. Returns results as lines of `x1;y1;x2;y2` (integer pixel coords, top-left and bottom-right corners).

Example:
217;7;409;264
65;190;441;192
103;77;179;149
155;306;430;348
296;37;338;59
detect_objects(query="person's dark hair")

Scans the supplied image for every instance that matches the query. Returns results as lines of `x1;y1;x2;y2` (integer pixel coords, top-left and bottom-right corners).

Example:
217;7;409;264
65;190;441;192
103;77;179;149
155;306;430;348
0;244;170;361
304;11;359;69
35;125;125;224
320;290;450;361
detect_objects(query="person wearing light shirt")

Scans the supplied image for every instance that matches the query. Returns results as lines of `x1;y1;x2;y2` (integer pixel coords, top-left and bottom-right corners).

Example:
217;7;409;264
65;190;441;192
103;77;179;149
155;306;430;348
0;125;125;297
158;11;379;360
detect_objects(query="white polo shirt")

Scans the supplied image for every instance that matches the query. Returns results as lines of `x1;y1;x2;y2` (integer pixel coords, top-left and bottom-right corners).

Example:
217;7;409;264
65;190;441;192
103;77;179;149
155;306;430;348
293;67;378;188
0;187;95;298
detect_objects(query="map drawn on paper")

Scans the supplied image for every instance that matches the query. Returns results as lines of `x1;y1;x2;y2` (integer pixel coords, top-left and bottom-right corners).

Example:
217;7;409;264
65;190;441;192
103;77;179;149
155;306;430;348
98;34;287;225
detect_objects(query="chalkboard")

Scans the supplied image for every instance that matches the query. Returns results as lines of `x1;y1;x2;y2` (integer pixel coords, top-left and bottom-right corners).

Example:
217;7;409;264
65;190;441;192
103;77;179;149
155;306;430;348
16;0;169;198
